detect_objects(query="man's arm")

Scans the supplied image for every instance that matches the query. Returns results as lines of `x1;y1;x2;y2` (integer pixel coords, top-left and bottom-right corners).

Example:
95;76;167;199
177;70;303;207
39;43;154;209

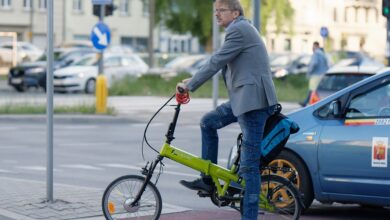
186;27;244;92
307;52;319;75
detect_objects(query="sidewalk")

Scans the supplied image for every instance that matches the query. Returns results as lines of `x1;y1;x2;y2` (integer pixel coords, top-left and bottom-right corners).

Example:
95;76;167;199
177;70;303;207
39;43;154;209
0;177;192;220
0;95;300;124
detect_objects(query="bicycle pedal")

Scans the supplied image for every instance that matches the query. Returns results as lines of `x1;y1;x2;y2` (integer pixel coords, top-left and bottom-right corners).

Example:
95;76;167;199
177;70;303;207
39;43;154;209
197;190;211;197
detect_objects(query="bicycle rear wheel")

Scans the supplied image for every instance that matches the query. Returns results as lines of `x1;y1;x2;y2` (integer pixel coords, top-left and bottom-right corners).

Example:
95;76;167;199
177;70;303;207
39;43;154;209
260;175;301;220
102;175;162;220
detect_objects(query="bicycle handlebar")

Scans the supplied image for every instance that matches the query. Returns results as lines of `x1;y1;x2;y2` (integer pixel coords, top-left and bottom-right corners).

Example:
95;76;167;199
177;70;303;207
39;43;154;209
176;89;190;104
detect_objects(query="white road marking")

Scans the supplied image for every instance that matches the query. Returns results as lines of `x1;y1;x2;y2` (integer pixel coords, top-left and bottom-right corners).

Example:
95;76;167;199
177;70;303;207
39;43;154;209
57;142;111;147
57;125;100;130
0;127;18;131
0;169;17;174
60;164;104;171
15;166;62;172
0;145;28;149
100;163;198;178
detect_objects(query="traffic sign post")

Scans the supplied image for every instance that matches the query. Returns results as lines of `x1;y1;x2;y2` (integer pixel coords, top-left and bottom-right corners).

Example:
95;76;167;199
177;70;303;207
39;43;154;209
320;26;329;49
91;4;110;114
92;0;112;5
91;22;111;50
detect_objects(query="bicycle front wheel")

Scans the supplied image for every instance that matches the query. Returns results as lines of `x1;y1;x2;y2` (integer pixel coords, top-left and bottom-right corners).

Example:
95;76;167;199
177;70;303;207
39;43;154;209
260;175;302;220
102;175;162;220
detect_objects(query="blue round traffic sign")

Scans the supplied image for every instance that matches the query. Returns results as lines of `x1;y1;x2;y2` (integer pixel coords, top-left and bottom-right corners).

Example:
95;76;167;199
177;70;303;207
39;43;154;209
90;22;111;50
320;26;329;38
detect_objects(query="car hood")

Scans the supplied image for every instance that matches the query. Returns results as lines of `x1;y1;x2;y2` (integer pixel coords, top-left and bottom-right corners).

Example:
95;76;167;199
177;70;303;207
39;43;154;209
54;66;97;76
11;61;46;70
286;106;320;139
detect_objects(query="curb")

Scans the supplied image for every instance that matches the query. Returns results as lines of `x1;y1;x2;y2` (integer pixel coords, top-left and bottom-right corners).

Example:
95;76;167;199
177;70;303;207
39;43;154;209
0;114;140;124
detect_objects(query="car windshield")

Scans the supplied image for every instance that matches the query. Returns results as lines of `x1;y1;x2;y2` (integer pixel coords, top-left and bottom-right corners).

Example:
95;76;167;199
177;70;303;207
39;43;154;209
317;73;372;91
37;51;63;62
71;55;98;66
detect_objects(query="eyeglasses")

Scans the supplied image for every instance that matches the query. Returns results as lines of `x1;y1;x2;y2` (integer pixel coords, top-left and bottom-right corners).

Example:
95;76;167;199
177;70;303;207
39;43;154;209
214;8;232;13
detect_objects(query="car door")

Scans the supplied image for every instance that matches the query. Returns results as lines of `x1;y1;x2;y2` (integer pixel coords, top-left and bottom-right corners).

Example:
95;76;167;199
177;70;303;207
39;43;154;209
317;75;390;200
104;56;122;85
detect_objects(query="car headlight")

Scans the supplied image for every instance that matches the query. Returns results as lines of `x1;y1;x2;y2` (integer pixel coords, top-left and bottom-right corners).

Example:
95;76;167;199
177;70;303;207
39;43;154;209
66;73;85;78
275;69;288;78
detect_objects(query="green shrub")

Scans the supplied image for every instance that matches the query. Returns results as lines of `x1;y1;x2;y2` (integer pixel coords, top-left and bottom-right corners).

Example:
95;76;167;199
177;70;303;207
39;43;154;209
0;103;115;115
109;73;307;102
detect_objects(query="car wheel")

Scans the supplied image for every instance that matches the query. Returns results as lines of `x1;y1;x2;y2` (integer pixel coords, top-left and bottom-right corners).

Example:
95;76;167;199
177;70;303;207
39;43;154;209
265;150;314;210
14;85;26;92
85;78;96;94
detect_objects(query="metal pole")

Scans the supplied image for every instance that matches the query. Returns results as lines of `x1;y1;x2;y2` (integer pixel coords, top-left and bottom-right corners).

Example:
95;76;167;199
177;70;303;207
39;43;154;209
212;1;220;109
29;0;34;43
253;0;260;31
62;0;66;43
98;5;104;75
148;0;155;68
387;20;390;66
46;0;54;202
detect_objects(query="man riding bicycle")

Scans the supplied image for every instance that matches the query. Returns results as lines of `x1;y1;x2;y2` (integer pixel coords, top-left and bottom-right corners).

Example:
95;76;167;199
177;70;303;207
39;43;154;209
176;0;278;219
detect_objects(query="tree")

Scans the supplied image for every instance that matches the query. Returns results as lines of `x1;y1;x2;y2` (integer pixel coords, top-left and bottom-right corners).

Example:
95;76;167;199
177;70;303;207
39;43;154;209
155;0;213;51
155;0;294;51
241;0;295;35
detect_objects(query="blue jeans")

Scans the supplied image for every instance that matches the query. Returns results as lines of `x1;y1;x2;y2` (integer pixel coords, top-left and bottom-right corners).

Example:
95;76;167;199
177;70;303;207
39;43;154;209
200;102;273;220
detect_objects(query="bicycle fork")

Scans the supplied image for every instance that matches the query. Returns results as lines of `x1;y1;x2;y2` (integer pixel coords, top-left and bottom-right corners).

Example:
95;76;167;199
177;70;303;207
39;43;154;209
129;156;163;208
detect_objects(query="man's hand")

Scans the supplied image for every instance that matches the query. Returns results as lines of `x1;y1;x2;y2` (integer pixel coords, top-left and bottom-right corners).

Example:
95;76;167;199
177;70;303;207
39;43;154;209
176;78;191;94
176;82;188;94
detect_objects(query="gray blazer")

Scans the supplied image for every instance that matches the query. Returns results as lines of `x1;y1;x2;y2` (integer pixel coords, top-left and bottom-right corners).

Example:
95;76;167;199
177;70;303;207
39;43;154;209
186;16;278;116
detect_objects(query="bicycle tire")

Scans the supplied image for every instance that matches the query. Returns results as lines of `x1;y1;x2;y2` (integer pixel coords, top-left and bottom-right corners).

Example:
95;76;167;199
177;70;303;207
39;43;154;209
102;175;162;220
260;175;301;219
239;175;302;220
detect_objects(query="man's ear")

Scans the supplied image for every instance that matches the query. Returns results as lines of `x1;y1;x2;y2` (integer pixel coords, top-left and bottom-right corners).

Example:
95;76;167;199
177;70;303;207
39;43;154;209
233;11;240;19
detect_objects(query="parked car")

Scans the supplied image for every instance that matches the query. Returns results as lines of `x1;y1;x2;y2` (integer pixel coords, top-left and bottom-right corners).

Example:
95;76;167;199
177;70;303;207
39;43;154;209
273;54;311;78
228;68;390;210
269;53;298;78
8;48;95;92
53;53;148;93
149;54;208;78
0;41;43;65
307;66;381;105
329;50;384;68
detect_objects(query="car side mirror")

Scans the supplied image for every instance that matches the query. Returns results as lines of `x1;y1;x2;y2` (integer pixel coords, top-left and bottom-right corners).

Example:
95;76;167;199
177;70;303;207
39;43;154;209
329;100;341;117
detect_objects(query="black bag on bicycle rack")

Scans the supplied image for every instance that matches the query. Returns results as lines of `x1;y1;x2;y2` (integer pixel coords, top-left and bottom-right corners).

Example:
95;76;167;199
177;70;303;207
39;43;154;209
237;104;300;165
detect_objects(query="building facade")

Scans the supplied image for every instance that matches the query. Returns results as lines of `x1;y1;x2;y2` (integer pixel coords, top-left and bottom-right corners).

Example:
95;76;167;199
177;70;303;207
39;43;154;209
266;0;386;59
0;0;199;53
0;0;385;58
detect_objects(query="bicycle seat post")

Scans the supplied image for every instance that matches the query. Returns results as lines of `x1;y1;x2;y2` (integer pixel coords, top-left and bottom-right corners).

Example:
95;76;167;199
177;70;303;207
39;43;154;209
165;104;181;144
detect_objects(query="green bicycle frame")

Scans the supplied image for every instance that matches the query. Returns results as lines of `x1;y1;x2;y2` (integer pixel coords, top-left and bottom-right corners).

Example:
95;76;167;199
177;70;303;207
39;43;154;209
160;143;242;197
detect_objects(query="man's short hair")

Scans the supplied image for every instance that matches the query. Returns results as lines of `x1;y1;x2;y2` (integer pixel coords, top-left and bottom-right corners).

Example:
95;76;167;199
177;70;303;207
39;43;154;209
218;0;244;16
313;42;320;47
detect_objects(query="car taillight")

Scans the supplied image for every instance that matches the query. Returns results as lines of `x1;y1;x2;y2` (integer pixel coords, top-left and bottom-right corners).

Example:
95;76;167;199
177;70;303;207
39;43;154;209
309;90;320;105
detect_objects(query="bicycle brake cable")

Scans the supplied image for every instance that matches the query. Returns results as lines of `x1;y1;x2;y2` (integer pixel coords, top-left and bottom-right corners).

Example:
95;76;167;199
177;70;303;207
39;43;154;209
141;94;176;161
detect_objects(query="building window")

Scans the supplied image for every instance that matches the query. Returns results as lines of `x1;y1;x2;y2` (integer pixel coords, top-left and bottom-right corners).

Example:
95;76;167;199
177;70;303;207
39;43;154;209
38;0;46;11
120;0;130;16
142;0;149;16
284;39;291;51
333;8;337;22
23;0;32;10
72;0;83;13
1;0;12;9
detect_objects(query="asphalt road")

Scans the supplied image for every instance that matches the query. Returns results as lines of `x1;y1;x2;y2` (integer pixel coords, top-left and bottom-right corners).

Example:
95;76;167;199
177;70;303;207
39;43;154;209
1;80;390;219
1;120;390;219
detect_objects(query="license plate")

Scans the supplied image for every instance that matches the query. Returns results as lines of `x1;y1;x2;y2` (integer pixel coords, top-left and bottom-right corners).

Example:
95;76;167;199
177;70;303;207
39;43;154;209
53;79;63;86
11;78;22;84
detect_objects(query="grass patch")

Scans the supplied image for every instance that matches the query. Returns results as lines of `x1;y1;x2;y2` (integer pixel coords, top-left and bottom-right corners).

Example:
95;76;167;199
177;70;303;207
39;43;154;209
110;73;307;102
274;74;308;102
0;103;116;115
